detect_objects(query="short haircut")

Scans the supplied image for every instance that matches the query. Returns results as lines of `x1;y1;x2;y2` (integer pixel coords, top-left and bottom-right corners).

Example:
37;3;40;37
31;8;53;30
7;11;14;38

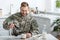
21;2;29;7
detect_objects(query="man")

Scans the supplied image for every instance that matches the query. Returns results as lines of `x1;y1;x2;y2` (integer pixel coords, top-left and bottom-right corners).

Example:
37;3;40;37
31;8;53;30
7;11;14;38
3;2;39;38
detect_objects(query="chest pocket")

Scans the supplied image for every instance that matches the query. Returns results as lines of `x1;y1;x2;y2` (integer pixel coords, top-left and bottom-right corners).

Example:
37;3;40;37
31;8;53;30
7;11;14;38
20;19;31;32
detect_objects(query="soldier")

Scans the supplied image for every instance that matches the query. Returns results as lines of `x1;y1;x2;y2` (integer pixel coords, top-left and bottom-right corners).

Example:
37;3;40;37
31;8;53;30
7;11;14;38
3;2;39;38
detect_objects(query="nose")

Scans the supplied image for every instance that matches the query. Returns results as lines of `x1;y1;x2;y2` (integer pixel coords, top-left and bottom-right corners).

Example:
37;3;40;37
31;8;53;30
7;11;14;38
23;11;26;14
23;12;25;14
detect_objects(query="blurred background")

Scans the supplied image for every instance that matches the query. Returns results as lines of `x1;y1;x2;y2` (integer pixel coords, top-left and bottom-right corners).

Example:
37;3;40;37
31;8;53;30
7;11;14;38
0;0;60;39
0;0;60;15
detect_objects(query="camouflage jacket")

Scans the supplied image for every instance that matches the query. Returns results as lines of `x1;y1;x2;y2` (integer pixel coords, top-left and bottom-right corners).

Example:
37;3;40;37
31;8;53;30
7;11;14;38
3;12;39;36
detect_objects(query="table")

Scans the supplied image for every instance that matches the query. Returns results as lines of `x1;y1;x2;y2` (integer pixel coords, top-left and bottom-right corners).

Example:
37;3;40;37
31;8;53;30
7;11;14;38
0;33;58;40
38;34;58;40
28;33;58;40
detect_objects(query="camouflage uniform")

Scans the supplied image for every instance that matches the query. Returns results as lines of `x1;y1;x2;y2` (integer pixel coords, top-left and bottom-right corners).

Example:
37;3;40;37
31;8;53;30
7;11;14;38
3;12;39;36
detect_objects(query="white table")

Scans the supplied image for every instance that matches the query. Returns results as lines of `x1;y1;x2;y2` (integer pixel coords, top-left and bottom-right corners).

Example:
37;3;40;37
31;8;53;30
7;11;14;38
28;33;58;40
0;34;58;40
38;34;58;40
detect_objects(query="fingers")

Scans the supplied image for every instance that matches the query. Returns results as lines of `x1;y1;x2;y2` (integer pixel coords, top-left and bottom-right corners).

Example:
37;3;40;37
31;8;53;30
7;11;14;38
26;33;32;38
9;23;15;29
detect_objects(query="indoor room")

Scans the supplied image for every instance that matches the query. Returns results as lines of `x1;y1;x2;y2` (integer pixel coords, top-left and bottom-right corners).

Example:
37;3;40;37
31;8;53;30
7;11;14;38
0;0;60;40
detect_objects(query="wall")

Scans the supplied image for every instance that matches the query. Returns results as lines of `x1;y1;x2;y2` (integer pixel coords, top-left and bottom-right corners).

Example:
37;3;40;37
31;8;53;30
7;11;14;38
0;0;46;15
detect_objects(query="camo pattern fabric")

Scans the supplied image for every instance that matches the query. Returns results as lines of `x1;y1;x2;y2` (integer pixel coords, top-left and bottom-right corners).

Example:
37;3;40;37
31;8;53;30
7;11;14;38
3;12;39;36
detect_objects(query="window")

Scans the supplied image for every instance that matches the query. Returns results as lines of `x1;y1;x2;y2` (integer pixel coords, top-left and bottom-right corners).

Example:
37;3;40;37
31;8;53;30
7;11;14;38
56;0;60;8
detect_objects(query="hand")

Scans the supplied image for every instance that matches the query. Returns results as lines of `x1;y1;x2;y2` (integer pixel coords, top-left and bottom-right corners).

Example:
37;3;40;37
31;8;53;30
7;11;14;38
9;23;15;29
26;33;32;38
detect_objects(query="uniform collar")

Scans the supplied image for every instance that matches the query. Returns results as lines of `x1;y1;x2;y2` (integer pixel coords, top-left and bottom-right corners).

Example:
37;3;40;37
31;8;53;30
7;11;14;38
20;12;30;18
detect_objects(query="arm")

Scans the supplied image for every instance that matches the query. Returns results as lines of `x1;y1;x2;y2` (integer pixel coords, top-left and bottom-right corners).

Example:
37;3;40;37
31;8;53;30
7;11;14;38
30;19;39;36
3;15;14;30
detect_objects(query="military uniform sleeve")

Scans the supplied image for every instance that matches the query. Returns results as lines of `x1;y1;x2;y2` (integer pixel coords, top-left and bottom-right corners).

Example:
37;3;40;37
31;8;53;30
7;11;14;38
3;15;14;30
30;19;39;36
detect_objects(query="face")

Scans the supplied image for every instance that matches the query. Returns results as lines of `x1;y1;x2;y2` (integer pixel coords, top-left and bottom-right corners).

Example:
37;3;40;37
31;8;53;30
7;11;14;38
20;6;29;16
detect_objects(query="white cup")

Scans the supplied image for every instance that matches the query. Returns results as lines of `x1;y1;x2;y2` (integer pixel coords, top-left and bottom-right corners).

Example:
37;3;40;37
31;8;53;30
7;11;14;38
21;34;26;39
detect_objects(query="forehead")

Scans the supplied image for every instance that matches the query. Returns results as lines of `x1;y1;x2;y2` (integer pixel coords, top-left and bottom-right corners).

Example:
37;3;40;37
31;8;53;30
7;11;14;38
21;6;29;10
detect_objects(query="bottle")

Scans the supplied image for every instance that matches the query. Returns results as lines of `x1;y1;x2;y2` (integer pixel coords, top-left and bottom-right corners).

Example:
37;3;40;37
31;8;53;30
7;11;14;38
0;9;2;17
9;28;12;36
42;25;47;40
35;7;38;14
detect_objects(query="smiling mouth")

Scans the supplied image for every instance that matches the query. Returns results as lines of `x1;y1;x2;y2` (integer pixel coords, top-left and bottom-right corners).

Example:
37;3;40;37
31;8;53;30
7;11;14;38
22;13;27;16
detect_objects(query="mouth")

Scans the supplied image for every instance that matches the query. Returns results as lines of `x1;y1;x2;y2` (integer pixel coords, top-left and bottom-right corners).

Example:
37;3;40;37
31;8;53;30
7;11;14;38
22;13;27;16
